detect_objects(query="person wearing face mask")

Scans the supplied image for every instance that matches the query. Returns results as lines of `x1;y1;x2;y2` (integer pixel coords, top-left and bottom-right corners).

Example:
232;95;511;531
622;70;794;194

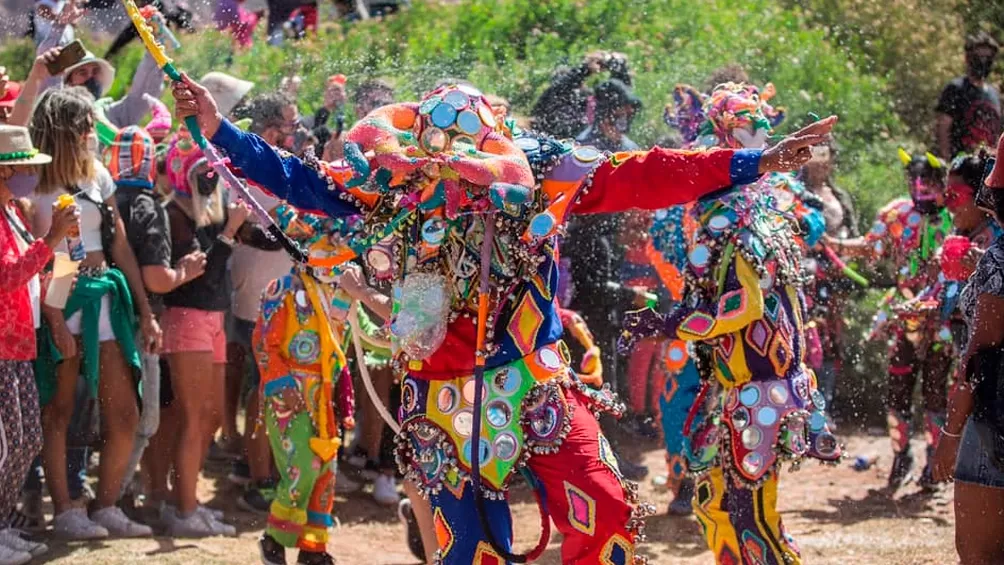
825;151;955;492
150;133;248;537
0;125;77;565
29;87;162;540
575;78;641;153
935;32;1001;161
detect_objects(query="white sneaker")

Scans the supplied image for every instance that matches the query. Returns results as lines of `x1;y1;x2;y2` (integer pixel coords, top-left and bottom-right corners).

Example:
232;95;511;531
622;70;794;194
0;529;47;557
0;545;30;565
91;506;153;538
198;505;225;521
372;474;400;506
167;510;237;538
52;508;109;541
335;470;362;494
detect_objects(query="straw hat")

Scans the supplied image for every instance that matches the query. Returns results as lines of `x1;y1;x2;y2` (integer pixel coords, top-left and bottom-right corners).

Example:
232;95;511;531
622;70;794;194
201;72;254;118
63;51;116;97
0;125;52;166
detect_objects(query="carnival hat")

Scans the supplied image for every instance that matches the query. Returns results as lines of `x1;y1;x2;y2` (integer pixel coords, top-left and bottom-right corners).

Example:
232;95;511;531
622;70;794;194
0;125;52;166
986;133;1004;189
201;72;254;118
63;51;116;98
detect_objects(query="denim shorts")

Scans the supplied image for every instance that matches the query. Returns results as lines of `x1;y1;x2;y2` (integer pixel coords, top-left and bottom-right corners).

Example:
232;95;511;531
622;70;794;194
954;419;1004;489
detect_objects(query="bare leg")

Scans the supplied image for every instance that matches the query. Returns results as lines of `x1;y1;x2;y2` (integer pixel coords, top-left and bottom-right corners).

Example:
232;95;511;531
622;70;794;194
223;342;245;445
143;403;177;504
94;341;140;509
361;365;393;462
41;351;82;516
955;482;1004;564
245;387;273;482
167;351;214;515
403;479;437;565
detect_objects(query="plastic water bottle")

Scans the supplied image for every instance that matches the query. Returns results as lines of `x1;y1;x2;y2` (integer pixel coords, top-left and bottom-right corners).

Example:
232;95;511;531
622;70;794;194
56;194;84;261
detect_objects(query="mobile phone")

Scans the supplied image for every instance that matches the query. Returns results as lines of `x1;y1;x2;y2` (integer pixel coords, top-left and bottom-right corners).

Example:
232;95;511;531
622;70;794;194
46;40;87;76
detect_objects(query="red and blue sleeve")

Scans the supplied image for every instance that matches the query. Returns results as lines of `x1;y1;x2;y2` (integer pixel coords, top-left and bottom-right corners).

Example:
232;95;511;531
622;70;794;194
211;119;361;218
573;147;762;214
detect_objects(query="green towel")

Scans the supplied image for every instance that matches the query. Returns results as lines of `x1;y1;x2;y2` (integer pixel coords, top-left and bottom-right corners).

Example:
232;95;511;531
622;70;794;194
35;269;141;403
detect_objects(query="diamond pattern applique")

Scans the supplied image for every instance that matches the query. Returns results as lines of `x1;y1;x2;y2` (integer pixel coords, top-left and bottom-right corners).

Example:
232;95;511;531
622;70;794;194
598;433;622;479
768;333;793;376
473;541;503;565
600;533;633;565
740;530;769;565
506;292;544;355
530;254;555;300
745;320;771;357
717;289;747;320
433;507;454;558
717;333;735;358
763;292;780;321
563;481;597;536
680;312;716;337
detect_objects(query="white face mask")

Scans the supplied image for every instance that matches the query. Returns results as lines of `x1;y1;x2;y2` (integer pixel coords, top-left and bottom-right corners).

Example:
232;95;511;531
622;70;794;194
734;126;769;149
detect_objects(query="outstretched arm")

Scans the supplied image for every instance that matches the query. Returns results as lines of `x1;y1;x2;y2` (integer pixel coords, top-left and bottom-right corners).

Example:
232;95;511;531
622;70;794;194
575;116;837;214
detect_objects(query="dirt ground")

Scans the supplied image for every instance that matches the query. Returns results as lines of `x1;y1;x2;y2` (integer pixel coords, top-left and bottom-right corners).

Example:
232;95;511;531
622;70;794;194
35;432;956;564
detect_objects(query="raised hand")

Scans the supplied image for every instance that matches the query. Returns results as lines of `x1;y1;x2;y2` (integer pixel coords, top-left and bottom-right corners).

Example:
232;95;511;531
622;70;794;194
759;116;838;174
172;74;223;138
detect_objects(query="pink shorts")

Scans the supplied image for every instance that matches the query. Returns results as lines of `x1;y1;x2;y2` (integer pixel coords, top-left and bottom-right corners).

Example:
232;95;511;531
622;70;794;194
161;307;227;363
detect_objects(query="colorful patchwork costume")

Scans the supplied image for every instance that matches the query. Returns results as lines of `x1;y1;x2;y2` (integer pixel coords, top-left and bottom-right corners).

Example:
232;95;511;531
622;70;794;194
833;151;954;489
209;83;767;564
253;208;359;560
624;83;842;565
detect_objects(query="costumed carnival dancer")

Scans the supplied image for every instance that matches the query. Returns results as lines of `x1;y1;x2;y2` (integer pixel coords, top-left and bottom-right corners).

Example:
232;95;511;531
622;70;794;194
172;74;834;565
824;150;956;490
622;82;842;565
253;203;392;565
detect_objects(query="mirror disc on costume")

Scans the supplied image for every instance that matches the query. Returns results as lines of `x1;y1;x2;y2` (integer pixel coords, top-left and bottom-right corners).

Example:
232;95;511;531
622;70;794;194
436;385;458;414
768;382;789;404
732;407;750;429
709;215;732;232
443;90;470;110
815;432;838;456
739;385;760;407
478;104;497;128
689;245;711;269
742;452;764;475
531;406;559;437
457;84;483;98
810;389;826;411
493;367;521;395
457;110;482;136
463;438;492;467
452;135;477;153
741;427;762;449
494;433;518;461
421;127;448;153
365;246;393;274
756;406;778;426
419;96;441;115
422;218;447;246
809;410;826;432
572;146;601;163
516;137;541;152
430;103;458;129
529;212;556;238
538;348;561;370
486;400;513;429
453;410;473;438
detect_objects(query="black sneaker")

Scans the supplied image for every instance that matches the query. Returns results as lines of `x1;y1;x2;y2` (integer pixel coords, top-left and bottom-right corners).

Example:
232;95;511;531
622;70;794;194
259;534;287;565
239;483;276;515
919;445;940;493
398;498;425;562
296;550;335;565
228;460;252;486
886;449;914;491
